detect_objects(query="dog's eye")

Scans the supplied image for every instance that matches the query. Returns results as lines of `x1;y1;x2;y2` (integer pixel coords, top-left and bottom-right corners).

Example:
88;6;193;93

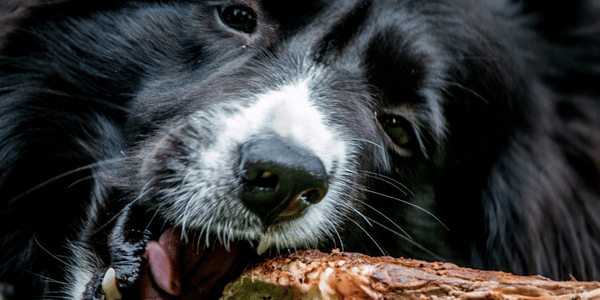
219;6;257;33
378;114;415;147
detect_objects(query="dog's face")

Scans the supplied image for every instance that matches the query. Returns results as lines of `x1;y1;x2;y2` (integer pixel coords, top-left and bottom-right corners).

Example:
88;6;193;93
5;0;518;257
125;0;519;257
122;0;452;253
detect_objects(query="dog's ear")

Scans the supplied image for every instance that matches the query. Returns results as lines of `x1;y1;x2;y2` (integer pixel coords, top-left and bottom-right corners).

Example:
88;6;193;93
0;0;40;50
519;0;594;16
518;0;600;35
0;0;73;50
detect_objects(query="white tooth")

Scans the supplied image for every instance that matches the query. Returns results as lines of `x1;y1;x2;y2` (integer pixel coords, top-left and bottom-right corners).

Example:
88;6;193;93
257;234;271;255
102;267;123;300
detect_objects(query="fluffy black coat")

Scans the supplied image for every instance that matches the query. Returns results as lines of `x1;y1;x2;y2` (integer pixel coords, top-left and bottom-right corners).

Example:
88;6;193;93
1;0;599;298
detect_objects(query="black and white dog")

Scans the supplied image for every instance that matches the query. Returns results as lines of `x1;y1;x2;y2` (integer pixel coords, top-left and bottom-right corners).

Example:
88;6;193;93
1;0;600;298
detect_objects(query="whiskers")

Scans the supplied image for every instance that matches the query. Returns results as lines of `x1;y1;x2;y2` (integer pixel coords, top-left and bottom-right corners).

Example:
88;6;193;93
324;218;345;252
438;79;490;104
363;171;414;196
29;236;72;300
7;157;127;205
334;170;448;261
33;235;68;266
347;217;387;256
359;172;449;231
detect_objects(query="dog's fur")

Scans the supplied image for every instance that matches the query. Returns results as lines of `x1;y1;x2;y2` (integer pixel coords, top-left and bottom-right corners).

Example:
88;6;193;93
1;0;600;298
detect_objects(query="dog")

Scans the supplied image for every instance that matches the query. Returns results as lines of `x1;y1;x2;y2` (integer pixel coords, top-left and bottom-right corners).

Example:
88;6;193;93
1;0;600;298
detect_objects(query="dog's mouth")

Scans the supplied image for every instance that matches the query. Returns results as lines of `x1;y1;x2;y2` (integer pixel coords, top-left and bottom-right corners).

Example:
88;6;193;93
138;227;255;299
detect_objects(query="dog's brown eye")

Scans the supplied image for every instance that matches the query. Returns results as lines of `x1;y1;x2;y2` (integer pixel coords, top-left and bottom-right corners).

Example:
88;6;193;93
378;114;414;147
219;6;257;33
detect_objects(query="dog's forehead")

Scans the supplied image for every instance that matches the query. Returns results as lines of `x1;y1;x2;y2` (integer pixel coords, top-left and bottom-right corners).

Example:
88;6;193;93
128;0;448;137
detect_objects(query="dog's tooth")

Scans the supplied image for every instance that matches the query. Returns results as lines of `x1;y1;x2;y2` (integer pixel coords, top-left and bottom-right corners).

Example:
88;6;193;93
102;267;122;300
257;235;270;255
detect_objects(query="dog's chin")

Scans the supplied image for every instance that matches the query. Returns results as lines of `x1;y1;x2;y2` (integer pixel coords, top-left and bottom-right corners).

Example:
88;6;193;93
139;227;255;300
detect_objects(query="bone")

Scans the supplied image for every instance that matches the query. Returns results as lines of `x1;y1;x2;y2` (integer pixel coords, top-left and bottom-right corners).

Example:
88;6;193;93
222;249;600;300
102;267;122;300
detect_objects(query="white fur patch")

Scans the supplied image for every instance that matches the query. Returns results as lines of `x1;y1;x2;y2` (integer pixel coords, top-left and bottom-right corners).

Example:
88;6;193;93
64;242;104;300
205;77;343;175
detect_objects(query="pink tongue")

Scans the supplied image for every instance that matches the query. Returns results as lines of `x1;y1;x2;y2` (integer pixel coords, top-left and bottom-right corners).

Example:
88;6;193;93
146;240;181;295
139;228;252;300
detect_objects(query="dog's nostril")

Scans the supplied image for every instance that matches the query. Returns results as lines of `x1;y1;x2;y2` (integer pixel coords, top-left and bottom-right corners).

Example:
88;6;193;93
297;189;321;204
239;137;328;225
243;170;278;191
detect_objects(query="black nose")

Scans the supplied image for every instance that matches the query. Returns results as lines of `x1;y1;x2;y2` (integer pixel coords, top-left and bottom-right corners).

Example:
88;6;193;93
239;137;328;225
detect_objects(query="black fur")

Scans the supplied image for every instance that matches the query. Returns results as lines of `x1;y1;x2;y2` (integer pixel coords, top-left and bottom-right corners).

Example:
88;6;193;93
1;0;599;298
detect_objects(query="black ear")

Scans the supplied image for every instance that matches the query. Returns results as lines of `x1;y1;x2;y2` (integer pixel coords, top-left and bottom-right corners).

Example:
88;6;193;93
0;0;29;49
0;0;42;50
0;0;72;50
518;0;600;35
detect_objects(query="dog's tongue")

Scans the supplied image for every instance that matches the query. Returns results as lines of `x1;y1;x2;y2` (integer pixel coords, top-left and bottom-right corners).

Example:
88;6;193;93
139;228;253;299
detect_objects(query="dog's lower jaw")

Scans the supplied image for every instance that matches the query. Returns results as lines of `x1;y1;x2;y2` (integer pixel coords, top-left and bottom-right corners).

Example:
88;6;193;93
70;216;257;300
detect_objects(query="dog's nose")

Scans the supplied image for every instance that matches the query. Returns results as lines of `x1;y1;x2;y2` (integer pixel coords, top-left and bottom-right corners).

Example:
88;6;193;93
239;137;328;225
